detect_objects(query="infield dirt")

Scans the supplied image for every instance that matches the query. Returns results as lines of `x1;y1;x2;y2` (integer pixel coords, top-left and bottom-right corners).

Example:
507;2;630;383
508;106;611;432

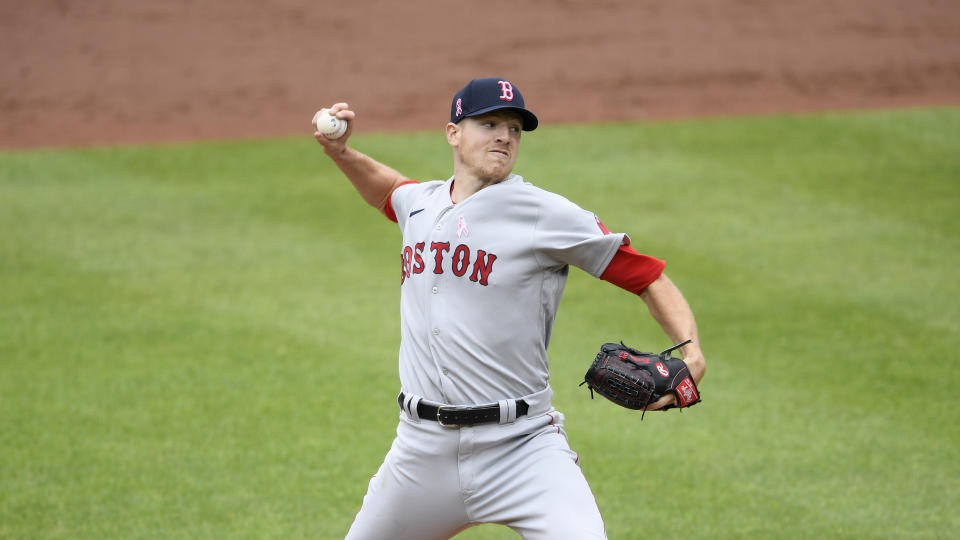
2;0;959;149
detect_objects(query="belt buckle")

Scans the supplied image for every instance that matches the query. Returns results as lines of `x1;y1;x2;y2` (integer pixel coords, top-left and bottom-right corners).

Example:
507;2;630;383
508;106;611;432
436;405;461;428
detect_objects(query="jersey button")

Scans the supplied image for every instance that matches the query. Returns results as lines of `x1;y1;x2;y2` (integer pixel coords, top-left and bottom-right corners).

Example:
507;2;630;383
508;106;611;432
431;286;438;294
432;328;440;336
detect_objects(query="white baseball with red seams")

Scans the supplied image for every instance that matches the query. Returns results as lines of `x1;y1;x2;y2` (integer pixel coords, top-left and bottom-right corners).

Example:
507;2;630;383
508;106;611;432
314;108;347;139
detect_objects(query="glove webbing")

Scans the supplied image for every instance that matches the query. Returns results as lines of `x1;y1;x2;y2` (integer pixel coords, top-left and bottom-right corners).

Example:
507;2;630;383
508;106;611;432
580;339;693;420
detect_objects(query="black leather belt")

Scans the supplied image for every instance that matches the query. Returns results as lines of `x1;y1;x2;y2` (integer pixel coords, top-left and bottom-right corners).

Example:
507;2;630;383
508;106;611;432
398;392;529;427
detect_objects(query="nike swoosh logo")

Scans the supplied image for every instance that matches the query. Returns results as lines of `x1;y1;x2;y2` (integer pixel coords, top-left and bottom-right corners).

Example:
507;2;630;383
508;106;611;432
409;209;424;217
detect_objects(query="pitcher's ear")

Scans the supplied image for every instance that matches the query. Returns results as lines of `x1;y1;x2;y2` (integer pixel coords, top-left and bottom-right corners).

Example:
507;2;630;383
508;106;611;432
445;122;460;146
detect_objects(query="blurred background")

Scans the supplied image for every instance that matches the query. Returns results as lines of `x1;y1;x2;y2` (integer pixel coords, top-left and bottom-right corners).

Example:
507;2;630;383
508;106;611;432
2;0;959;149
2;2;959;539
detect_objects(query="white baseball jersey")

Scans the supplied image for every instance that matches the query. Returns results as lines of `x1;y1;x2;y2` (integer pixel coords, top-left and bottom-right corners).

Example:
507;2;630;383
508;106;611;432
388;174;627;406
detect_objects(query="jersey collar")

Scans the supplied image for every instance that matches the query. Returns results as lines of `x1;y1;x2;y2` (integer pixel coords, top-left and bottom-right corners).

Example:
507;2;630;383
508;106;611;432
447;174;523;204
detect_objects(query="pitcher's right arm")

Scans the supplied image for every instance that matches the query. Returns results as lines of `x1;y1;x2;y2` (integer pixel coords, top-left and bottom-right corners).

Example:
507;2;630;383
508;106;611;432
314;102;410;213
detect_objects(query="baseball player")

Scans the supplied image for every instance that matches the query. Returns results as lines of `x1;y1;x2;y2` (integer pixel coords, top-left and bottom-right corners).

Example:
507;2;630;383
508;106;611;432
313;78;705;540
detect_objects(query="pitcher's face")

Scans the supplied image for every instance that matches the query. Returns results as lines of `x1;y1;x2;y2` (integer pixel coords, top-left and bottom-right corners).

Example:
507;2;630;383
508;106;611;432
448;111;523;184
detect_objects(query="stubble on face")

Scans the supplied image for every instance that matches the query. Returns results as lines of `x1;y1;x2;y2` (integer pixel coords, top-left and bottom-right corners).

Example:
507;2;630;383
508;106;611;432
453;111;523;185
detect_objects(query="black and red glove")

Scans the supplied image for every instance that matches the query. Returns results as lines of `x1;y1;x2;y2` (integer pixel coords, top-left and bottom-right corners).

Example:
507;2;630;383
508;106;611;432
580;339;701;414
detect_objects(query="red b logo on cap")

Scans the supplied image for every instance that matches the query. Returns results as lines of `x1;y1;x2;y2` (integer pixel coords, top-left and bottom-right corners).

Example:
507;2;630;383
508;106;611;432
497;81;514;101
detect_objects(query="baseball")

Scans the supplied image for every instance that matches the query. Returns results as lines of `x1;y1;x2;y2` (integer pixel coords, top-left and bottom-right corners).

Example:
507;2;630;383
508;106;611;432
314;108;348;139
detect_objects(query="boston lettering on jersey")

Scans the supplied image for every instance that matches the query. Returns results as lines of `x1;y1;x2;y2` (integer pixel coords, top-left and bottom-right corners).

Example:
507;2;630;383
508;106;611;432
401;241;497;286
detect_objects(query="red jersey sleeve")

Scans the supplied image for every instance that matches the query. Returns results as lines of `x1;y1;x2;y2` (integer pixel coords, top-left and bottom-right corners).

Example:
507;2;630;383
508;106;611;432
600;244;666;295
382;180;419;222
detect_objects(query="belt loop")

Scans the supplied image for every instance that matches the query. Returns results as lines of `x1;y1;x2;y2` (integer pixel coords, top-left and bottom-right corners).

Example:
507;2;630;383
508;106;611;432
498;399;518;424
403;393;422;423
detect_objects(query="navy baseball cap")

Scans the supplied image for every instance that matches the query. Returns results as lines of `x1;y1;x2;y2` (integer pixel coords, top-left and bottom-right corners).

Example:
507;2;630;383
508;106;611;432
450;78;538;131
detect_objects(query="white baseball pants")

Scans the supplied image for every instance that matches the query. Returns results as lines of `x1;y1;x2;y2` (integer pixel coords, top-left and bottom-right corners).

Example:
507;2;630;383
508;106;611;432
344;398;607;540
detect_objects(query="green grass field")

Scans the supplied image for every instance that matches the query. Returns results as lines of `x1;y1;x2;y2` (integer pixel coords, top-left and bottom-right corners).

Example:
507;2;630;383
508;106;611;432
2;108;958;539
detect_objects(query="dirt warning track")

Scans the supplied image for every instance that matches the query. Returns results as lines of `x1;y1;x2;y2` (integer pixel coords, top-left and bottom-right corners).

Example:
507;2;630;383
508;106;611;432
2;0;959;149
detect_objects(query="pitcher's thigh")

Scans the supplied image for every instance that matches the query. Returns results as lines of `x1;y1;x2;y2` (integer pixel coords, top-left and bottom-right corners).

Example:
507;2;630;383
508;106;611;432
345;424;470;540
507;449;606;540
472;423;606;540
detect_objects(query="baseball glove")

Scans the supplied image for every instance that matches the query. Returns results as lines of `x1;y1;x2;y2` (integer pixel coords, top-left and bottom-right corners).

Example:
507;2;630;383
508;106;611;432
580;339;700;416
